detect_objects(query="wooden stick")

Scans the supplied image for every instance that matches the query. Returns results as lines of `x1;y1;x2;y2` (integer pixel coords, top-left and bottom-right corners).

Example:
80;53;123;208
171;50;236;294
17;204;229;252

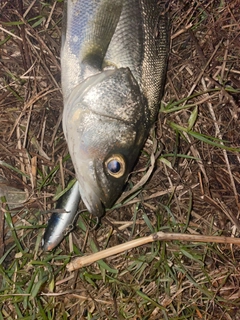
67;231;240;271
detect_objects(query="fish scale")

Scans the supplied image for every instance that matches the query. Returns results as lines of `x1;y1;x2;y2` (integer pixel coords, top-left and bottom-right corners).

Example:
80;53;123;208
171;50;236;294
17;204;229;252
104;0;169;121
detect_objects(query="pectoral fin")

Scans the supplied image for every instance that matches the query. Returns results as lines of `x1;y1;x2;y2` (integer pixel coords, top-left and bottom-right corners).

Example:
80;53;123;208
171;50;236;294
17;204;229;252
65;0;123;70
61;0;123;98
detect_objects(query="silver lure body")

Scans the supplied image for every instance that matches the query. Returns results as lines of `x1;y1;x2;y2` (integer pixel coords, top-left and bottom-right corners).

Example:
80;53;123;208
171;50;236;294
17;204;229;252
61;1;169;216
42;181;80;251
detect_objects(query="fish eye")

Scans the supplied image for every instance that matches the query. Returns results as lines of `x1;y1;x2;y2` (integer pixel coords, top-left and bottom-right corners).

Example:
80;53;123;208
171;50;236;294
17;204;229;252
105;154;126;178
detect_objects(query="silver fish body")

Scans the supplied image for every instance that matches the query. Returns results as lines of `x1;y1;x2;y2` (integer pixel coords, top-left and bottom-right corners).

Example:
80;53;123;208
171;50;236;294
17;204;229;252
61;0;169;216
42;181;80;251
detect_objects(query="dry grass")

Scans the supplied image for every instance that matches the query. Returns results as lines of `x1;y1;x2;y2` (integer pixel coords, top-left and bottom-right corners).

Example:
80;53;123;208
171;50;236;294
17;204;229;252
1;0;240;319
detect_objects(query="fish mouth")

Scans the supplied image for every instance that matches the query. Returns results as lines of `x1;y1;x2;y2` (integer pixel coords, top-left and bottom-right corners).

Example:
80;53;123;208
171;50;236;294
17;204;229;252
79;182;104;217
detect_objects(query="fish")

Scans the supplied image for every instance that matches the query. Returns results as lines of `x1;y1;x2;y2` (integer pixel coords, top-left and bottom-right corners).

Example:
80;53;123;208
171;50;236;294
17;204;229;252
61;0;169;217
42;181;80;251
43;0;169;250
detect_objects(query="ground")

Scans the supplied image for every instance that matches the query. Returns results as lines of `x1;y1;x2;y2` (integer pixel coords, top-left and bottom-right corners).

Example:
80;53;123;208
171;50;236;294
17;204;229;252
0;0;240;319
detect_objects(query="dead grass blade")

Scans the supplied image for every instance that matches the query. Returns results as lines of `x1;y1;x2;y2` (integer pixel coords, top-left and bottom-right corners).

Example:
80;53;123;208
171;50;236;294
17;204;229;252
67;231;240;271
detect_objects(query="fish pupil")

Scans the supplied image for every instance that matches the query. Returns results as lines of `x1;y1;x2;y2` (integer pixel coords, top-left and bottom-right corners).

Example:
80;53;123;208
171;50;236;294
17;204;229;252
107;160;121;173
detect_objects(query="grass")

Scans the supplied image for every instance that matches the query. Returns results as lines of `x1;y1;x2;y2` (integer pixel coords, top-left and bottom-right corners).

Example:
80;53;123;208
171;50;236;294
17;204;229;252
1;0;240;319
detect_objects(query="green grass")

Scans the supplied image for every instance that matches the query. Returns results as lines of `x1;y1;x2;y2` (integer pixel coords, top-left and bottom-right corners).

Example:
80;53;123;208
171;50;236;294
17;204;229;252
1;193;239;318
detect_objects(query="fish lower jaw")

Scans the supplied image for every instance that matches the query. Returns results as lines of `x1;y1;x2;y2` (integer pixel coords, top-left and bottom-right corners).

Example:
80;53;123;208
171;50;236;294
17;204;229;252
81;191;104;217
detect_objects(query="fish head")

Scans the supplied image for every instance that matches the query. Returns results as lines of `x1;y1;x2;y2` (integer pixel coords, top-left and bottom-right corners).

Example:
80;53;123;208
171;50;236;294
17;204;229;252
63;68;150;216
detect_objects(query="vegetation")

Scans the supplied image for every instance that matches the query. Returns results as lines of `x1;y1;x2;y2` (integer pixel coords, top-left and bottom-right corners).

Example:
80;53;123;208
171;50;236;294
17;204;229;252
0;0;240;319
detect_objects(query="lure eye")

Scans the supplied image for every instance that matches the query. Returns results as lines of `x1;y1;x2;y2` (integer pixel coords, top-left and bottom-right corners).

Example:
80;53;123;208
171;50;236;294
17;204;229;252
105;154;126;178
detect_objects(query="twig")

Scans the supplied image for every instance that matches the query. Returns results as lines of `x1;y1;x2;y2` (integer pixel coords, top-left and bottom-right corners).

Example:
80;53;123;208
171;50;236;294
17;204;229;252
171;23;193;40
67;231;240;271
0;201;5;257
